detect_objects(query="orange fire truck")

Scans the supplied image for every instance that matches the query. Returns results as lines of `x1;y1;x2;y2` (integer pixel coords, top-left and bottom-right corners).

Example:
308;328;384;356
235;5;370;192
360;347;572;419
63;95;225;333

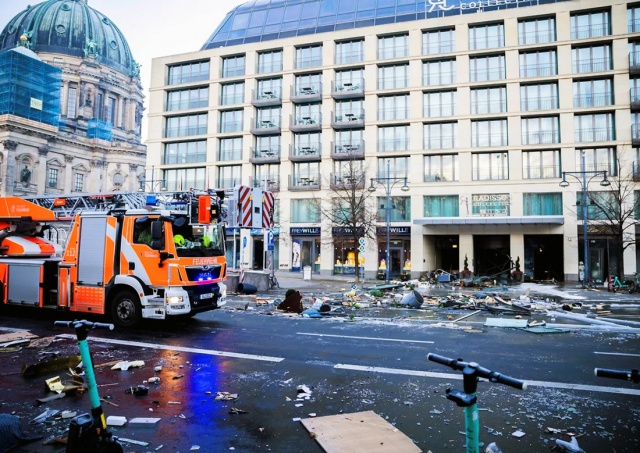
0;191;230;327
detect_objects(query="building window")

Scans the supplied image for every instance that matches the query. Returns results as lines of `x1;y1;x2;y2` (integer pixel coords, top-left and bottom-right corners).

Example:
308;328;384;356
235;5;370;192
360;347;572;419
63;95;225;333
295;73;322;95
219;137;242;161
220;110;243;133
518;17;556;45
254;164;280;189
166;87;208;111
293;161;320;184
217;165;241;189
164;141;206;165
471;119;508;147
257;106;282;127
336;129;363;150
336;39;364;64
571;10;610;40
629;6;640;33
472;152;509;180
165;114;207;138
574;113;615;142
423;59;456;86
521;116;560;145
335;68;364;90
221;83;244;106
293;104;320;125
424;195;459;217
422;28;455;55
378;94;408;121
165;167;206;191
378;125;409;152
47;167;58;188
67;86;77;118
378;34;408;59
378;64;409;90
470;54;505;82
257;78;282;99
520;83;558;111
376;196;411;222
96;93;103;120
294;132;320;151
520;50;557;78
222;55;245;78
291;199;320;223
469;22;504;50
524;193;562;216
168;60;209;85
377;157;408;179
424;122;457;150
424;154;458;182
424;90;457;117
578;191;617;221
74;173;83;192
572;45;612;73
573;79;612;108
256;136;281;157
296;44;322;69
471;86;506;114
257;50;283;74
336;99;364;121
523;150;561;179
578;147;617;175
106;97;117;125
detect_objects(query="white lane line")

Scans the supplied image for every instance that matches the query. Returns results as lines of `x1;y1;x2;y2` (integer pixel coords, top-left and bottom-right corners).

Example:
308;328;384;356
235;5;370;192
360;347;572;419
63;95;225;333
594;351;640;357
334;364;640;397
298;332;434;344
57;334;284;363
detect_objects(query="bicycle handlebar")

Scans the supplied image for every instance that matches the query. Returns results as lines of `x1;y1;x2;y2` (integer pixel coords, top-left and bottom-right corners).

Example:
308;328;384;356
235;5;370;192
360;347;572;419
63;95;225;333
594;367;640;384
428;353;527;390
54;320;114;331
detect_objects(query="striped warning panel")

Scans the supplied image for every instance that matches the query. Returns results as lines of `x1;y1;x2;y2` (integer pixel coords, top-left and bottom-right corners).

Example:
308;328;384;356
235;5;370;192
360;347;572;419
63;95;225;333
237;185;252;227
262;191;274;228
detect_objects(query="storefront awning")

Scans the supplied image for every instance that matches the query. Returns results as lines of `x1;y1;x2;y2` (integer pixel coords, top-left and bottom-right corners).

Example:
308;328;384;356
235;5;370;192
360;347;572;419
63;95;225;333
413;216;564;226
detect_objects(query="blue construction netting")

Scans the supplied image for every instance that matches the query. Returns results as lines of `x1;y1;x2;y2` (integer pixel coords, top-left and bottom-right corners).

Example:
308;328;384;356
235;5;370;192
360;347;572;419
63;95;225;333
87;118;113;141
0;48;61;127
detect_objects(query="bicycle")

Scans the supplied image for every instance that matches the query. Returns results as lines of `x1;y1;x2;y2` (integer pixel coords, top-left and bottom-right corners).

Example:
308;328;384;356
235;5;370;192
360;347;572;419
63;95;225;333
54;320;123;453
427;353;526;453
268;272;279;289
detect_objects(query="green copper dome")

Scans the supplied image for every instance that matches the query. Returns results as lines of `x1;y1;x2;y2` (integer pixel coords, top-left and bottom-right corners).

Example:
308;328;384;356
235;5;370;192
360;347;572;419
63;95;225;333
0;0;139;77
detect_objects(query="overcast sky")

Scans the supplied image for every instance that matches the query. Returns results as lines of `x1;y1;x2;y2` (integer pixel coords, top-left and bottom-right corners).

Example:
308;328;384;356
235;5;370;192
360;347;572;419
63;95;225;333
0;0;247;140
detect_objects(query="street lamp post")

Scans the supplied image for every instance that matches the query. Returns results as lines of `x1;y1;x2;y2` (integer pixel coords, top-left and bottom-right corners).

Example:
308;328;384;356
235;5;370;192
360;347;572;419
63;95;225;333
369;160;410;284
139;165;167;192
559;150;610;287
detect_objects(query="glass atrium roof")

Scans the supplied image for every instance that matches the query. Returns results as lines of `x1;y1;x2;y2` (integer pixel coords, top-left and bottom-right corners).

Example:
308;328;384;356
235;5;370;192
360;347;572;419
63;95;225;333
201;0;569;50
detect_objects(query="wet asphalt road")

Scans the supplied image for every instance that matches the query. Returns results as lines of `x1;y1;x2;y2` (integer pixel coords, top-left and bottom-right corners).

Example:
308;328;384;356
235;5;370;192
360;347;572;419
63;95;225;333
1;280;639;453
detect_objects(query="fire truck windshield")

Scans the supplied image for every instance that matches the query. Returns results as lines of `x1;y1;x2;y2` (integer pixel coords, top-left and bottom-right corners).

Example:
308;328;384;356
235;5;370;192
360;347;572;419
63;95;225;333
172;221;225;258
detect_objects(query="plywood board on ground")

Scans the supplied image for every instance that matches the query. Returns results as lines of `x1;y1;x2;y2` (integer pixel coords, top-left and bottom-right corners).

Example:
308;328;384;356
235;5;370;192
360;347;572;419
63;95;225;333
300;410;421;453
0;330;37;344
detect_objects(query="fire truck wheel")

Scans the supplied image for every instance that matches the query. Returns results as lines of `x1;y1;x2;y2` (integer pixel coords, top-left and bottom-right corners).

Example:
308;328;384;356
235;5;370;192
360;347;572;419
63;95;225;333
110;290;142;328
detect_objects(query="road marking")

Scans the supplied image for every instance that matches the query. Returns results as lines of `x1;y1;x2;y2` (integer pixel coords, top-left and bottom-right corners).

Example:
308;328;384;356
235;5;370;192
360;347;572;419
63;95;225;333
56;334;284;363
334;364;640;397
595;351;640;357
298;332;434;344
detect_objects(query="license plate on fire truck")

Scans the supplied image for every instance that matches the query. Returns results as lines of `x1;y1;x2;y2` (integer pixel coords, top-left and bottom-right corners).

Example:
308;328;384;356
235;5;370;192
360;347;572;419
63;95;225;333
200;293;213;300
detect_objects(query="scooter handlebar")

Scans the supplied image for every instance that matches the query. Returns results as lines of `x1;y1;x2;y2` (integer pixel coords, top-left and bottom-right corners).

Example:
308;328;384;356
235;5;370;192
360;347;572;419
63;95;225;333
595;367;640;383
54;320;114;330
428;353;527;390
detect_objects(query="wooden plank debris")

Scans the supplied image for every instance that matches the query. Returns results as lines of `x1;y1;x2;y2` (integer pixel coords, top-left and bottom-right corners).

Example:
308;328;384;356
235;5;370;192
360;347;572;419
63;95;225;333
300;411;421;453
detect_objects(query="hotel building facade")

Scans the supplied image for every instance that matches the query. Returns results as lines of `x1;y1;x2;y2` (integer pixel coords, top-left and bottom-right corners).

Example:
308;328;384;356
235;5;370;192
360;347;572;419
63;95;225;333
147;0;640;283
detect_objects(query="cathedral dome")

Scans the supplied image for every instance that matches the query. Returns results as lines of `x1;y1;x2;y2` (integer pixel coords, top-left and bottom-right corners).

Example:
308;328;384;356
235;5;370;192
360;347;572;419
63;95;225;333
0;0;138;76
